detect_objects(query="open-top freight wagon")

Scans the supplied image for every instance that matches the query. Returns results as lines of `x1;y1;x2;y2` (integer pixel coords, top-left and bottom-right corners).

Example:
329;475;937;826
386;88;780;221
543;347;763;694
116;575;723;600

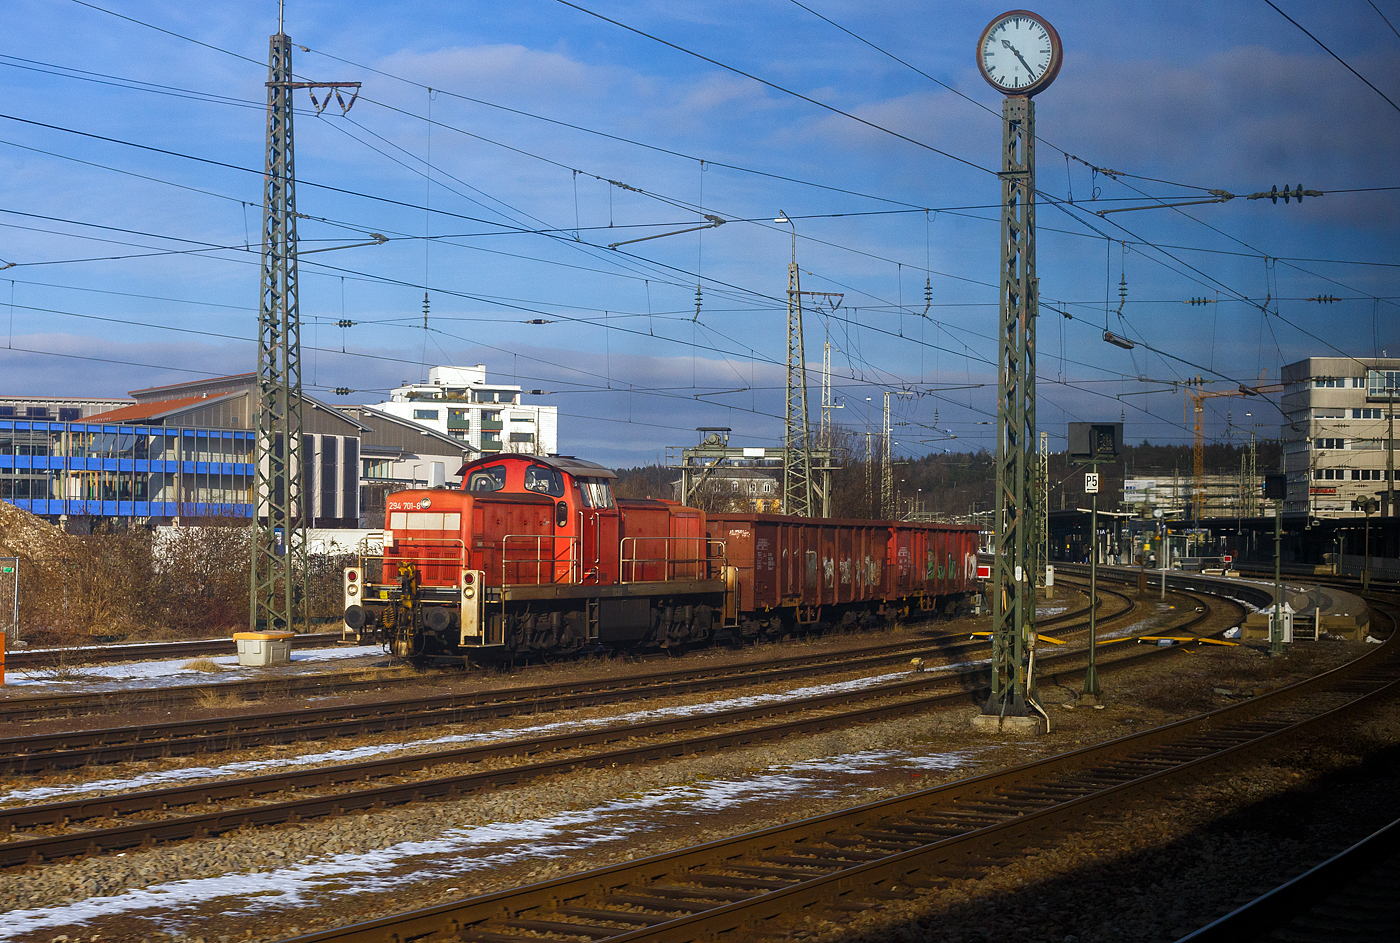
342;452;978;661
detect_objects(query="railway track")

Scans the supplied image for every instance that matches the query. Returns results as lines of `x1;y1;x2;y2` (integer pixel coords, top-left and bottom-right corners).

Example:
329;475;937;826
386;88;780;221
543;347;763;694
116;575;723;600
0;585;1109;724
272;599;1397;943
0;632;348;669
1180;814;1400;942
0;665;431;723
0;583;1139;772
0;585;1236;870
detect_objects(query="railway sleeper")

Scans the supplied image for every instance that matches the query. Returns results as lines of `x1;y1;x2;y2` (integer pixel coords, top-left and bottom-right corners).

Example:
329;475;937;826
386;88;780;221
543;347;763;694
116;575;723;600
724;863;837;881
856;827;960;843
794;843;890;861
824;835;923;852
498;917;621;938
461;930;550;943
601;893;715;913
684;873;796;891
556;907;668;927
640;884;754;902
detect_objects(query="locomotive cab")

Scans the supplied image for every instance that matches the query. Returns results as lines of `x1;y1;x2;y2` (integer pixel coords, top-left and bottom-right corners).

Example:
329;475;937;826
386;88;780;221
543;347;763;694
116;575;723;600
345;453;724;661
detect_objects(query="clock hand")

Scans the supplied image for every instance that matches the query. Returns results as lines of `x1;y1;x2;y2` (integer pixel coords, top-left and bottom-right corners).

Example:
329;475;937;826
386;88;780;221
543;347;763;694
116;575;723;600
1000;38;1035;76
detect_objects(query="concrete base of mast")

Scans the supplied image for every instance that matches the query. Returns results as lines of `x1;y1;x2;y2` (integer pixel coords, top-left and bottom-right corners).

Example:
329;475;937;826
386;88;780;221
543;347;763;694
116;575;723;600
970;712;1043;735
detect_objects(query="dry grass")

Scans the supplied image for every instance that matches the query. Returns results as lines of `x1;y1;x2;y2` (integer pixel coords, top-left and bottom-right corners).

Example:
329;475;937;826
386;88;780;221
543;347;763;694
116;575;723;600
181;656;225;673
195;687;243;710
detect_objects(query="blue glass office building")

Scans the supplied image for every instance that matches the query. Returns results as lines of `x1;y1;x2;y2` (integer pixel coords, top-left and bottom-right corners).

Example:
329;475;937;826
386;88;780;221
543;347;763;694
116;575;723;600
0;419;254;521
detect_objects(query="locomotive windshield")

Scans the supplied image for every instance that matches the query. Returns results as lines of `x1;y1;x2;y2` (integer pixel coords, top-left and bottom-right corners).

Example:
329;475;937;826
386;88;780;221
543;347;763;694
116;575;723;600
467;465;507;492
523;465;565;496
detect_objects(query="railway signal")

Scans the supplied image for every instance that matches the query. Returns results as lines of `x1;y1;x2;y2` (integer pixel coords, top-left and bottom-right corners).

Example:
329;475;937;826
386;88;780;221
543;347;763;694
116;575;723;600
1069;422;1122;706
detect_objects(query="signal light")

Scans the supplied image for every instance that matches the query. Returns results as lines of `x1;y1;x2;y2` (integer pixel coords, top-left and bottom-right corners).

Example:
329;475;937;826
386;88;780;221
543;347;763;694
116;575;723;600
463;572;474;585
347;570;358;582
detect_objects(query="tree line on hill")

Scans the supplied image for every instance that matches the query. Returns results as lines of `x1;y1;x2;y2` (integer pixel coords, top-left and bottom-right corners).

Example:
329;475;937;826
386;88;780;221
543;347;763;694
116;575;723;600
613;437;1281;519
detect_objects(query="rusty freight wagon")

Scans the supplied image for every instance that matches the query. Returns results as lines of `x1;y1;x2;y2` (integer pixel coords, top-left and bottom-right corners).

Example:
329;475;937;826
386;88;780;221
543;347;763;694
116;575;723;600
707;513;979;635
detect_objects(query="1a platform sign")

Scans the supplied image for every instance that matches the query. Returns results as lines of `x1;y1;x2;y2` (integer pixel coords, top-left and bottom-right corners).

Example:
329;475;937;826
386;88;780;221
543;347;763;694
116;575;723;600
0;556;16;644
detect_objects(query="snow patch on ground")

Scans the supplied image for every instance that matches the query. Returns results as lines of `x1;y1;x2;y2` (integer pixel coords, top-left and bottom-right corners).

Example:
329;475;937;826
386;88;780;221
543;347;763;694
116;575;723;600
0;746;983;939
1;661;986;806
3;645;385;689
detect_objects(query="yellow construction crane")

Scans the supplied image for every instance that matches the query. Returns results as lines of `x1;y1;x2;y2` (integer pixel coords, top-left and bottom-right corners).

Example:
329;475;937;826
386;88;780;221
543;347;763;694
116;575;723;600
1184;375;1283;521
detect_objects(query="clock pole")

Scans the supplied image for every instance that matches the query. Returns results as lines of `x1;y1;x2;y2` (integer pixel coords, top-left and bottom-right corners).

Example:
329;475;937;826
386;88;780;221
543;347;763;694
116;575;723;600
974;9;1059;728
983;91;1039;722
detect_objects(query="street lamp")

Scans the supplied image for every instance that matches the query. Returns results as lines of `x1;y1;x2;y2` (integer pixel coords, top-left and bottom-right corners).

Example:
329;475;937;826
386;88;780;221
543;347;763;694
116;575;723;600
775;210;795;263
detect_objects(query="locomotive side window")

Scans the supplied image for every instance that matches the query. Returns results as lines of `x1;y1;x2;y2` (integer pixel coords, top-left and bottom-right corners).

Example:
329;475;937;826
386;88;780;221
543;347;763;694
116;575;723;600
523;465;564;496
467;466;507;492
578;478;614;509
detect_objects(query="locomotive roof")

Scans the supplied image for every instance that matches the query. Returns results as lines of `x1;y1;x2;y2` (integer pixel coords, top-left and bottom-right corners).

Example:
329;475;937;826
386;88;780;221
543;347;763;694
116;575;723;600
456;453;618;480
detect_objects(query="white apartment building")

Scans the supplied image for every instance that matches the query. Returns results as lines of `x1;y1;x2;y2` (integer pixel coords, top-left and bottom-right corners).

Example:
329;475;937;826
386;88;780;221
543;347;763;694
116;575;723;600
369;365;559;458
1280;357;1399;518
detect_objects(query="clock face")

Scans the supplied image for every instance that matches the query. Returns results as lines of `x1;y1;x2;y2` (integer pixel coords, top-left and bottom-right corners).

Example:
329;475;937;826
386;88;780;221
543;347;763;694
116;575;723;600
978;11;1062;96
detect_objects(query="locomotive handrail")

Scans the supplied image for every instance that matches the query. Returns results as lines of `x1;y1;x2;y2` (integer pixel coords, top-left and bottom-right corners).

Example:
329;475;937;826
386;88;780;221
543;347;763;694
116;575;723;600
619;536;727;583
500;533;580;587
359;537;465;585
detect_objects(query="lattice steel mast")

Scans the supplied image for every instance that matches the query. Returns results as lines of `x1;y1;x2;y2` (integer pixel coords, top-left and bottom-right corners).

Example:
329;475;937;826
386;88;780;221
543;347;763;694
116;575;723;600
780;214;815;517
250;20;360;633
250;29;304;633
985;93;1038;718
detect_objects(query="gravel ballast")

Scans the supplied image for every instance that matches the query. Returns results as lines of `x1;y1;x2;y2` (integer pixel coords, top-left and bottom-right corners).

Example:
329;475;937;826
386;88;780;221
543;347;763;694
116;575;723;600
0;629;1376;943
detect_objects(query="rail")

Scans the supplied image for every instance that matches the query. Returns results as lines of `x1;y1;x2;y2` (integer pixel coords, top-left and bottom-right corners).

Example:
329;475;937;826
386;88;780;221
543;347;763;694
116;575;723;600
278;600;1397;943
619;536;725;583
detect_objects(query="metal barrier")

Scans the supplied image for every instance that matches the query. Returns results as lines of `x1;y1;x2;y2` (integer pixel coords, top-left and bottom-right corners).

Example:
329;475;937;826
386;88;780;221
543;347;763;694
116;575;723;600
620;537;725;583
501;533;580;586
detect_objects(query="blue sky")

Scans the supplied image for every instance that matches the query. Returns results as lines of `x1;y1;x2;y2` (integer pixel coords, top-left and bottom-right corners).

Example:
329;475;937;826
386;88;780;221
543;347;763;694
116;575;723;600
1;0;1396;468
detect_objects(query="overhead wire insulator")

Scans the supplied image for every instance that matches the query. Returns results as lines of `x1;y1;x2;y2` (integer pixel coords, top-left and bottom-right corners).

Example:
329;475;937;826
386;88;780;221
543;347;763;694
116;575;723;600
335;319;355;328
333;387;353;396
1306;295;1339;304
1247;185;1323;203
525;318;553;324
1184;297;1217;306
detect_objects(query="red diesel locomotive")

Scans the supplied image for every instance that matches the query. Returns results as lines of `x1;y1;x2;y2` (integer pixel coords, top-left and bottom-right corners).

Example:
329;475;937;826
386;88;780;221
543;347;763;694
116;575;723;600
342;452;978;660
